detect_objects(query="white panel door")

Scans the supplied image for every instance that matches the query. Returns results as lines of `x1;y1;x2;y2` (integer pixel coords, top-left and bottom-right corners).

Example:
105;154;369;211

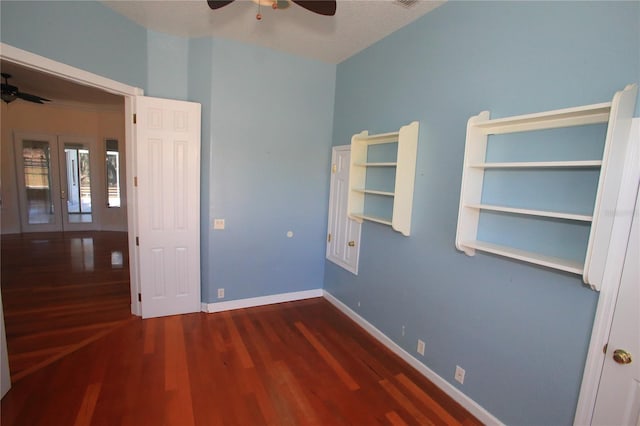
135;96;201;319
592;185;640;425
326;145;361;275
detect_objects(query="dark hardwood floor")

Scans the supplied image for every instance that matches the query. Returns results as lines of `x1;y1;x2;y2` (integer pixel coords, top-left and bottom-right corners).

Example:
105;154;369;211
1;231;132;380
2;298;482;425
1;232;482;425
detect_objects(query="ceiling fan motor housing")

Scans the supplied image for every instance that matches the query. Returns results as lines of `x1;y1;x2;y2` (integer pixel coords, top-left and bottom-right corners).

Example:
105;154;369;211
1;73;50;104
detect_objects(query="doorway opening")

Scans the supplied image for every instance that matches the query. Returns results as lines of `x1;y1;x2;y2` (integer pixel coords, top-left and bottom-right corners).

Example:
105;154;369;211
0;47;141;382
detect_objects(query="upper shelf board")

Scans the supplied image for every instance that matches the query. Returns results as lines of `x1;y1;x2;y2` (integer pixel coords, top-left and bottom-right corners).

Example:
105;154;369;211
470;160;603;169
475;102;612;135
352;131;399;145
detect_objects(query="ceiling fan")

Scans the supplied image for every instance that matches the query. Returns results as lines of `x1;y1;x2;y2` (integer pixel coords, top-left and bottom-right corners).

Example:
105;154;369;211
1;73;50;104
207;0;336;19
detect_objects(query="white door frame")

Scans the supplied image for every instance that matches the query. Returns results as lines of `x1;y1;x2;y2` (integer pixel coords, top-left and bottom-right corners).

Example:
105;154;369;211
574;118;640;425
0;43;145;317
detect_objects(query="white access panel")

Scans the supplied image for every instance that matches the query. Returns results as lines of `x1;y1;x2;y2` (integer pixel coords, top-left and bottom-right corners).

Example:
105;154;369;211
326;145;361;275
134;96;201;318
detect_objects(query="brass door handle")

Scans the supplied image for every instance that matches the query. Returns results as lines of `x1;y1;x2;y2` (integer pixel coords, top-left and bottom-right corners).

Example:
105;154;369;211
613;349;632;365
348;241;355;247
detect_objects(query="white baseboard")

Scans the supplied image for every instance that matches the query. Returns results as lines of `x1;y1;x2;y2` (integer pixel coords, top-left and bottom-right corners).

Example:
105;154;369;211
322;290;503;426
201;289;323;313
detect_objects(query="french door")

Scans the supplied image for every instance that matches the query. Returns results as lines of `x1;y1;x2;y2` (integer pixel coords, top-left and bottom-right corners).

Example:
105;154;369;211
14;132;98;232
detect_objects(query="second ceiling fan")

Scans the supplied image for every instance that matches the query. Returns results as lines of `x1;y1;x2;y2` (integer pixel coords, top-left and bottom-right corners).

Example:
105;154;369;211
207;0;336;18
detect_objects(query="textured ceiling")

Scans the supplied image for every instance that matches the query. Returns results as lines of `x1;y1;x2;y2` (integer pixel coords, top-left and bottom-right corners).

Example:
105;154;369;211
102;0;444;64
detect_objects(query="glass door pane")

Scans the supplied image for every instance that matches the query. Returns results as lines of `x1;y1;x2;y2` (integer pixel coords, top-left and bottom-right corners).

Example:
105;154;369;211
106;139;121;208
64;145;93;224
21;140;56;225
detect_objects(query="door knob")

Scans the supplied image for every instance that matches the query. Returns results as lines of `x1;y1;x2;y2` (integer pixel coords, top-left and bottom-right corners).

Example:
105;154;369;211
613;349;632;365
348;241;355;247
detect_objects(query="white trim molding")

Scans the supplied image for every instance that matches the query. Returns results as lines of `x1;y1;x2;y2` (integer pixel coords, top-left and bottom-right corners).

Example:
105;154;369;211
201;289;323;313
322;290;504;426
0;43;143;97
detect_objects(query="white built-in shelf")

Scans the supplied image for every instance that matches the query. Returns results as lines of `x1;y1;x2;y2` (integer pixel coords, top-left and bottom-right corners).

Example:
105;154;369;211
355;131;404;144
465;204;593;222
348;121;419;236
353;188;395;197
461;240;584;275
456;84;638;290
354;162;398;167
470;160;602;169
474;102;612;134
350;213;393;226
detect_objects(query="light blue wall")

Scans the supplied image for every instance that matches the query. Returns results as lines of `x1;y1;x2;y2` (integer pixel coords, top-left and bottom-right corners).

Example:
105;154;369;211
188;37;215;303
147;30;189;100
0;1;147;89
206;38;335;301
325;2;639;425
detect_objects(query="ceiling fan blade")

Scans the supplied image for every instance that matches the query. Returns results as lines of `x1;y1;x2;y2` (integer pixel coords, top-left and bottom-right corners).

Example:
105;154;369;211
16;92;50;104
291;0;336;16
207;0;235;10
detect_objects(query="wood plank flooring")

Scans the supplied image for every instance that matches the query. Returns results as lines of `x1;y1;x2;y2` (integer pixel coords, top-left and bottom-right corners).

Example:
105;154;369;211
1;232;482;425
1;231;132;380
2;298;482;425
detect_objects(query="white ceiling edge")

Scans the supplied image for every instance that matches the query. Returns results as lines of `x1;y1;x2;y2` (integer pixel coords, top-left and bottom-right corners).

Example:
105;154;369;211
101;0;445;64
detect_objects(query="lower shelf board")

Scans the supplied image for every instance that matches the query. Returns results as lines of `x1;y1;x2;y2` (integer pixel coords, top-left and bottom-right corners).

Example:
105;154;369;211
350;213;393;226
459;240;584;275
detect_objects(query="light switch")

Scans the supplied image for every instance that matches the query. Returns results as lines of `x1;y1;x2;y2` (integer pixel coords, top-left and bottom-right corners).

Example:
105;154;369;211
213;218;225;230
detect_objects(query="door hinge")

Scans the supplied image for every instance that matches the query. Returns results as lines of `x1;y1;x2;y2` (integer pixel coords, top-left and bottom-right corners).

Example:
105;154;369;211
138;293;142;302
133;113;137;124
327;233;332;243
603;343;608;354
331;164;337;174
134;176;138;187
136;236;139;246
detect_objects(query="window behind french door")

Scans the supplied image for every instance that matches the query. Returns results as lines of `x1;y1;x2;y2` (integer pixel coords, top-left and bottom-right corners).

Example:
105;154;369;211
14;133;97;232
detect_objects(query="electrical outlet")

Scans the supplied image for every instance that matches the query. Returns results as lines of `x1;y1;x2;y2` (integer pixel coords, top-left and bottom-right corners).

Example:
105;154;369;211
213;219;225;230
402;325;405;336
357;301;361;307
455;365;465;384
417;339;425;356
217;288;225;299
